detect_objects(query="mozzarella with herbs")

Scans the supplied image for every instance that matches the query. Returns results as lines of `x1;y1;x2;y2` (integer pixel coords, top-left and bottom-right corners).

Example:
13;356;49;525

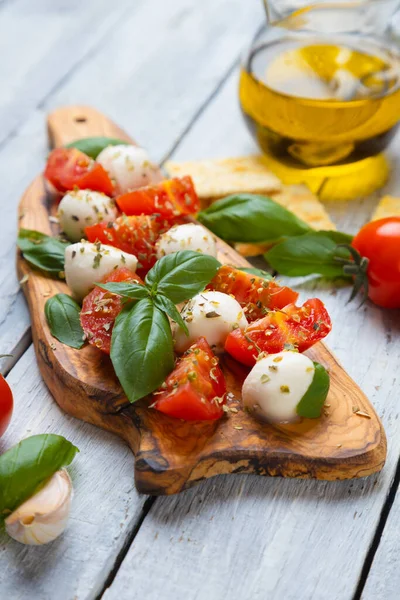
65;241;138;300
174;290;248;354
242;351;324;423
57;189;117;242
96;144;161;194
156;223;217;258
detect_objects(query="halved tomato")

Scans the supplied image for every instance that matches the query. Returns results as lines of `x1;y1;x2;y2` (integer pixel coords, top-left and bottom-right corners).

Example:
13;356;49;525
225;298;332;366
80;267;143;354
151;337;226;421
116;176;200;219
45;148;114;195
85;215;165;278
207;265;299;320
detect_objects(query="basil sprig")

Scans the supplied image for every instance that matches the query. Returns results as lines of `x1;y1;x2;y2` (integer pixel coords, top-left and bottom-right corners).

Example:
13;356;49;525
18;229;68;275
265;231;353;278
0;434;78;518
66;136;129;159
297;362;330;418
45;294;85;349
197;194;312;243
101;250;220;403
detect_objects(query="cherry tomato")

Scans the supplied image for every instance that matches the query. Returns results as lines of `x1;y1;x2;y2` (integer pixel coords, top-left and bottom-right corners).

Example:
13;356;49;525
207;265;299;321
0;373;13;437
351;217;400;309
116;176;200;219
151;337;226;421
225;298;332;366
45;148;114;195
80;267;143;354
85;215;168;278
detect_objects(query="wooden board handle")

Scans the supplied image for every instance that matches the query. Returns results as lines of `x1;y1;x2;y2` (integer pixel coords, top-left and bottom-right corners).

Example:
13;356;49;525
47;106;133;148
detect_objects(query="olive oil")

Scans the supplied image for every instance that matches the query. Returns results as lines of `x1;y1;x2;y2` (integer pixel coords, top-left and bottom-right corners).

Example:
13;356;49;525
239;39;400;168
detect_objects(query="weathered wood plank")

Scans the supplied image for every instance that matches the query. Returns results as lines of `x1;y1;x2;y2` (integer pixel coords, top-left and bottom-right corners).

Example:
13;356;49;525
0;0;263;367
0;346;147;600
103;70;400;600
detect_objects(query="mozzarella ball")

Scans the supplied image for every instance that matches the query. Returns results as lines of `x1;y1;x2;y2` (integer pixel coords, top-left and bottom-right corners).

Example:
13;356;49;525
242;351;315;423
57;190;117;242
96;145;161;194
65;241;138;300
156;223;217;259
174;290;248;354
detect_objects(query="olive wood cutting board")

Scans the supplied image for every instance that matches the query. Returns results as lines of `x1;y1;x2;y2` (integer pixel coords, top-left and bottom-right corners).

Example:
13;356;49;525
16;106;387;495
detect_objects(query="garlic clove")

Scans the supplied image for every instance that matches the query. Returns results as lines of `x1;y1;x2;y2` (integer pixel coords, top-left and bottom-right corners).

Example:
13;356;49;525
5;468;73;545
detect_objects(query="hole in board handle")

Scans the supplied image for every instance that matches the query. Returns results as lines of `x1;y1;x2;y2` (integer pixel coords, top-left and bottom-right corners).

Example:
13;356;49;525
74;116;87;123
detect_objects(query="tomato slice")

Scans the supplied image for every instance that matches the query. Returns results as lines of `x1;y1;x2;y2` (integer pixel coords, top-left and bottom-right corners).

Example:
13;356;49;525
80;267;143;354
151;337;226;421
116;176;200;219
225;298;332;366
45;148;114;195
85;215;168;278
207;265;299;321
0;374;13;437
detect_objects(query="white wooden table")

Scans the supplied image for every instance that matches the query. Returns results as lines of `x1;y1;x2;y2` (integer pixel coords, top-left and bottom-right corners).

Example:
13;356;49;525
0;1;399;599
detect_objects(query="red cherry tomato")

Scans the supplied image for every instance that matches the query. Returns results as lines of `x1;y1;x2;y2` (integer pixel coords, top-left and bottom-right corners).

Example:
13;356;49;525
151;338;226;421
0;374;13;437
45;148;114;195
207;265;299;321
116;176;200;219
225;298;331;366
80;267;144;354
351;217;400;309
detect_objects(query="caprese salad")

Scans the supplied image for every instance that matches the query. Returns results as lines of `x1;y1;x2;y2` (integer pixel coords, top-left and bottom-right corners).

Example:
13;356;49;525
18;139;332;425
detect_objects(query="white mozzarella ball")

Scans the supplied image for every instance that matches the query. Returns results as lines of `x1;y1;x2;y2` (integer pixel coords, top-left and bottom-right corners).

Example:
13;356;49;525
156;223;217;259
65;241;138;300
96;145;161;194
57;190;117;242
242;351;315;423
174;290;248;354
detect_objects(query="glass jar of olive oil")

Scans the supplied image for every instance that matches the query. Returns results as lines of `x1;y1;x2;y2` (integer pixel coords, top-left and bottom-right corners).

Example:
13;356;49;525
239;1;400;199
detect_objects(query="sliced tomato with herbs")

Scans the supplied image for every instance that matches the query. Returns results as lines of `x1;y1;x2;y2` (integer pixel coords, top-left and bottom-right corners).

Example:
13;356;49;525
0;373;13;437
85;215;167;278
45;148;114;195
207;265;299;321
225;298;332;366
80;267;143;354
116;176;200;219
151;337;226;421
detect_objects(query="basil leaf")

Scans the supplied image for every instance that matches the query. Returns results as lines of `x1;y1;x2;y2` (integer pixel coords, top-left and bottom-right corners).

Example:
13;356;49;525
145;250;220;304
239;267;273;280
197;194;311;242
66;137;129;159
0;434;78;518
154;294;189;336
111;298;174;403
95;281;149;300
297;362;330;418
45;294;85;349
265;232;351;278
18;228;68;274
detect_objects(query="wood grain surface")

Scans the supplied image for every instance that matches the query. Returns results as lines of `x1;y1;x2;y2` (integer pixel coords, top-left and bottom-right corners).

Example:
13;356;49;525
17;106;386;495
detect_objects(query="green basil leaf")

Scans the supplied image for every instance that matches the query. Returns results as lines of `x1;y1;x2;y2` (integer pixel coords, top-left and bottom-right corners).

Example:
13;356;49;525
66;137;129;159
239;267;273;280
95;281;150;300
316;230;354;244
45;294;85;349
265;232;352;278
18;228;68;274
145;250;220;304
154;294;189;336
297;362;330;418
197;194;312;242
0;434;79;518
111;298;174;403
